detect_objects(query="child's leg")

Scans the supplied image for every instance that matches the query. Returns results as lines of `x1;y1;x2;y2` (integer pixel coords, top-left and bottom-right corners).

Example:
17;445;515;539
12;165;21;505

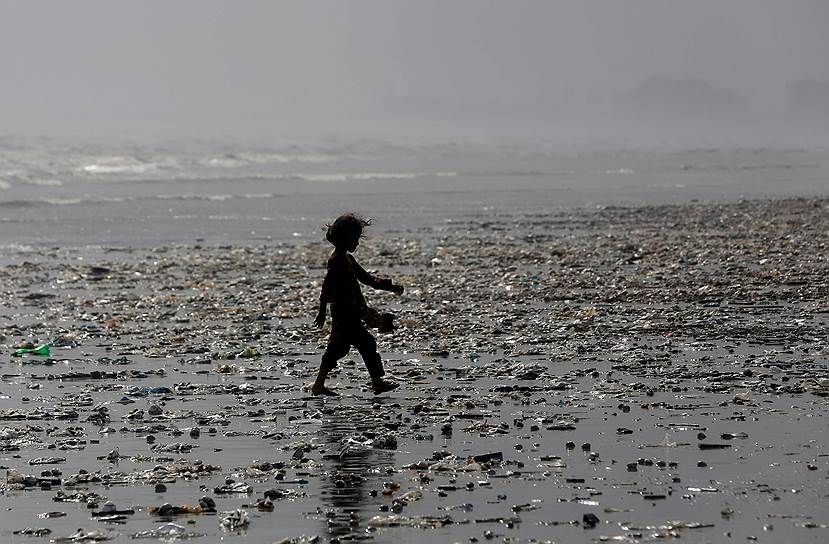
313;331;349;396
353;326;397;393
352;326;383;378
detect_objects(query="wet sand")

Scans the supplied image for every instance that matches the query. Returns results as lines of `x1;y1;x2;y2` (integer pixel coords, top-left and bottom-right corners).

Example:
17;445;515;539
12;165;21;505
1;196;828;543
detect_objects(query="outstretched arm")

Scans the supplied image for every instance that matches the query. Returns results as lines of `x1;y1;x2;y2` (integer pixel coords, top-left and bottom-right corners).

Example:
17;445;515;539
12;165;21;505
351;256;403;294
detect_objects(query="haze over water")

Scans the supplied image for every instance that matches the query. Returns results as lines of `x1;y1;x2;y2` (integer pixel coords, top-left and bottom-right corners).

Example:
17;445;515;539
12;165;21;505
2;1;829;248
0;139;827;247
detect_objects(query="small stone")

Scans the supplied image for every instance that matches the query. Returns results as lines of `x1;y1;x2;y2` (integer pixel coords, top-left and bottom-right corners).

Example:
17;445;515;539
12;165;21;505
582;512;600;529
198;496;216;511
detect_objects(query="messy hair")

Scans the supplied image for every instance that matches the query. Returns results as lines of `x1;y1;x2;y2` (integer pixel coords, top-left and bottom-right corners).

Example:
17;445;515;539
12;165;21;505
325;213;372;247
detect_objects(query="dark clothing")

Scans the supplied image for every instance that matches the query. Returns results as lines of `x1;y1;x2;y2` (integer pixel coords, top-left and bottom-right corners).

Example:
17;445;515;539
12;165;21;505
320;252;394;322
320;320;384;377
319;251;395;378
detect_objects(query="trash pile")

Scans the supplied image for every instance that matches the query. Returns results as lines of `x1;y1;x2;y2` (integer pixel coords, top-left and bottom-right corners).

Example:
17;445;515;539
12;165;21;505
0;197;826;542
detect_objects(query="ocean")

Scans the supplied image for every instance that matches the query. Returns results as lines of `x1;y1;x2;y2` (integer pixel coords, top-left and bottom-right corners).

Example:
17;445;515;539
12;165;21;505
0;138;827;249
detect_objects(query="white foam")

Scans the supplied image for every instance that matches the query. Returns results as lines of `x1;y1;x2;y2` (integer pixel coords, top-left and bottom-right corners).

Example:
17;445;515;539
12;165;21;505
79;155;179;177
41;196;129;206
241;152;339;164
292;171;457;182
205;156;247;168
204;152;339;168
0;169;64;187
0;243;37;253
242;193;274;200
25;178;64;187
154;193;245;202
42;197;84;205
82;163;157;175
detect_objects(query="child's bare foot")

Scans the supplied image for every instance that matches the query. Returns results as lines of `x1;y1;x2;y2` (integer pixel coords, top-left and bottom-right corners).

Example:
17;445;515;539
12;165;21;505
371;380;399;395
311;385;338;396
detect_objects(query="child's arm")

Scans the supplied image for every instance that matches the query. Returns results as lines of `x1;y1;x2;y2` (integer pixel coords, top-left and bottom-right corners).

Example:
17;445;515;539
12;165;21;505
351;257;404;294
314;299;327;328
314;267;332;327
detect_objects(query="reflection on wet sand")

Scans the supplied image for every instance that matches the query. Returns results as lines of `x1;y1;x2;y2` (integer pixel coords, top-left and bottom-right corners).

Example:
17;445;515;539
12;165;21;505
316;400;399;540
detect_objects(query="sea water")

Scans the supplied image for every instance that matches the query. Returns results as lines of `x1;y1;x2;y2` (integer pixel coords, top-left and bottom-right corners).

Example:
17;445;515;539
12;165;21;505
0;138;826;248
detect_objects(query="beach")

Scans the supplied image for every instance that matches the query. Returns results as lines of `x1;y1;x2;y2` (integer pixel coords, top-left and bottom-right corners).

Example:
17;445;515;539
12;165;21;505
3;1;829;540
1;171;827;543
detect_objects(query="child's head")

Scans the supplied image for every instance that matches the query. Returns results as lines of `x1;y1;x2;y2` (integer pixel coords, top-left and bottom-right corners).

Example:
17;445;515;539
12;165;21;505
325;213;372;251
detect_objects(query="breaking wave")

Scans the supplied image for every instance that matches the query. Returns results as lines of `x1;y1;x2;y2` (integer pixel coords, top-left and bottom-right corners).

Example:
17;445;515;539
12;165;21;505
289;171;457;182
0;169;63;187
0;192;282;208
79;156;177;176
203;152;340;168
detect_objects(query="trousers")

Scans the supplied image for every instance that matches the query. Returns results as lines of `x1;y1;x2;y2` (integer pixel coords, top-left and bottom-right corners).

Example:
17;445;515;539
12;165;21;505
320;320;385;378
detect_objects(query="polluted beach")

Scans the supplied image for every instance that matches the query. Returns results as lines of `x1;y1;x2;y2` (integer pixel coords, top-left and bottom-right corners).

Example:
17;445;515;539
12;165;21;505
2;3;829;543
1;195;827;543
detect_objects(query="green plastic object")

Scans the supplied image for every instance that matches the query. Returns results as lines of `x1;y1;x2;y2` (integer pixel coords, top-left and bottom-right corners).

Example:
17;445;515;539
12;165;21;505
11;344;51;357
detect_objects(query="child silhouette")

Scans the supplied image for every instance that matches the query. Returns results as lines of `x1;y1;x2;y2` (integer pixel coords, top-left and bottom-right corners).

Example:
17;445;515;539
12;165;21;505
312;214;403;396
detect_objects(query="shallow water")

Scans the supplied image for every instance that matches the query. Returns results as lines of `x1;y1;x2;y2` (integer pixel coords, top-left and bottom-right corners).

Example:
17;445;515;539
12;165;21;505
1;143;827;247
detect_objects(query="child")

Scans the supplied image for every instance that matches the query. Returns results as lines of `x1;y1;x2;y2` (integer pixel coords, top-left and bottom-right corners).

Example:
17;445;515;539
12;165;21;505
312;214;404;396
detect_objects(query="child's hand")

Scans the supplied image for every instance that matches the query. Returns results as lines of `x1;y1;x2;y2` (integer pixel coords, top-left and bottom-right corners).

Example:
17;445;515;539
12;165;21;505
313;309;326;328
391;284;404;295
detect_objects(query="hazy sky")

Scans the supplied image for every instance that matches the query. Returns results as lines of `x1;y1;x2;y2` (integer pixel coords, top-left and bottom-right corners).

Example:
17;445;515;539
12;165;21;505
1;1;827;141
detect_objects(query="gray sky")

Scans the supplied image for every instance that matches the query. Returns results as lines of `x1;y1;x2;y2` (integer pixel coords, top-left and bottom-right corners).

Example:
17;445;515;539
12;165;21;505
1;0;827;142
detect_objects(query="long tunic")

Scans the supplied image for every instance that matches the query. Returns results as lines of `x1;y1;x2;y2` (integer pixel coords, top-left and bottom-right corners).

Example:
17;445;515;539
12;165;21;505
320;252;393;324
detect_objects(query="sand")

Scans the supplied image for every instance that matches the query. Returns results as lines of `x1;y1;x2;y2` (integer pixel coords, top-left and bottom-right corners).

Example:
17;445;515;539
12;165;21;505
1;196;827;543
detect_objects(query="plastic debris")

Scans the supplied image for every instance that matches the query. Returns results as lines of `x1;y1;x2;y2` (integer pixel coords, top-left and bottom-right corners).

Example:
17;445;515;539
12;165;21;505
131;523;204;540
52;528;114;542
11;344;50;357
219;509;249;530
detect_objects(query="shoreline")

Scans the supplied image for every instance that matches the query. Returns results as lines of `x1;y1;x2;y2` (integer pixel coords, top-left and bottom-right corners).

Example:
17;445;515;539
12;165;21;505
1;191;828;254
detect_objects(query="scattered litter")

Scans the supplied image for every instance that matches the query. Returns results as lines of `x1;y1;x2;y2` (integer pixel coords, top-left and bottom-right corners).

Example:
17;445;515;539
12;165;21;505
219;509;249;530
11;344;51;357
0;197;826;542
